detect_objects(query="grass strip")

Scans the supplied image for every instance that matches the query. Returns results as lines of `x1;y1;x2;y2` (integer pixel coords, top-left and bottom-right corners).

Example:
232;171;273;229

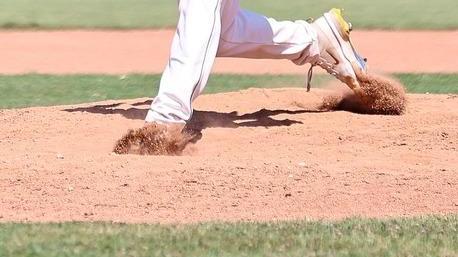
0;0;457;30
0;216;457;257
0;74;324;109
0;73;456;109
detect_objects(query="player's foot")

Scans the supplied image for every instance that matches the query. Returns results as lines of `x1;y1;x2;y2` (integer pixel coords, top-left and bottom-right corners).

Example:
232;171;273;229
144;121;185;131
144;121;202;142
309;8;368;96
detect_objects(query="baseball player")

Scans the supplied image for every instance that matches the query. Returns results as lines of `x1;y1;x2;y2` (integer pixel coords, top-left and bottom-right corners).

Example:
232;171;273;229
145;0;367;125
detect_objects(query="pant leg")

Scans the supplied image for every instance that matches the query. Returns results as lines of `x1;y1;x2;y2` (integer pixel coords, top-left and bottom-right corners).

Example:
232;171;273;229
146;0;319;124
145;0;225;123
218;6;320;65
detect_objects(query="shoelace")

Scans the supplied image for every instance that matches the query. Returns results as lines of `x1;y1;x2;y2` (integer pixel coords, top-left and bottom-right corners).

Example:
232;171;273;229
306;58;339;92
306;64;315;92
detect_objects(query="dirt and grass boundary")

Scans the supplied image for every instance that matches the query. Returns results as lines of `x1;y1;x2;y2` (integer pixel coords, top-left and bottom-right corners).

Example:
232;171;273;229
0;73;456;109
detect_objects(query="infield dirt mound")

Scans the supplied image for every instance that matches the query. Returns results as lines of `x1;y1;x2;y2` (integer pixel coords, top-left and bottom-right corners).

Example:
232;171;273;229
0;88;457;223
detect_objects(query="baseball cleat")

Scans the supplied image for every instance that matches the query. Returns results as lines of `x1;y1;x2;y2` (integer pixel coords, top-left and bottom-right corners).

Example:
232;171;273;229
308;8;368;96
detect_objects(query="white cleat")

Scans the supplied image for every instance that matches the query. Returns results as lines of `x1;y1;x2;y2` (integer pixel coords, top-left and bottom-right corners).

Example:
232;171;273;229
309;8;368;96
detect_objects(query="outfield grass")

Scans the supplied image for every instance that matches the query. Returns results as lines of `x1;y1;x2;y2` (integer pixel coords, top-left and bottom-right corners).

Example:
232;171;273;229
396;74;458;95
0;73;456;109
0;216;457;257
0;0;457;30
0;74;327;109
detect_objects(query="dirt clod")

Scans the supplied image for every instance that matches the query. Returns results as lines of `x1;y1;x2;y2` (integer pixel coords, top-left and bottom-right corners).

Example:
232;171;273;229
113;123;193;155
321;73;407;115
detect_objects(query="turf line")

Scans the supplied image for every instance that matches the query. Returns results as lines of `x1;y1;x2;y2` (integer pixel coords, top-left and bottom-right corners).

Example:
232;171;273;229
0;73;456;109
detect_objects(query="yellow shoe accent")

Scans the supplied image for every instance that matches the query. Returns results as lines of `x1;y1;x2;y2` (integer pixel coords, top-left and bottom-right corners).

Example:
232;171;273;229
330;8;351;40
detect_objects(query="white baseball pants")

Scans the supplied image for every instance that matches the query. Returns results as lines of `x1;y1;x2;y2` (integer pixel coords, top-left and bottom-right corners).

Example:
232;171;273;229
145;0;319;124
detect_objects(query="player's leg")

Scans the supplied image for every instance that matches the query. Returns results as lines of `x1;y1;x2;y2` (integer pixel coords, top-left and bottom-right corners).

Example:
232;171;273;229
218;5;367;95
145;0;224;124
218;1;320;65
146;1;366;124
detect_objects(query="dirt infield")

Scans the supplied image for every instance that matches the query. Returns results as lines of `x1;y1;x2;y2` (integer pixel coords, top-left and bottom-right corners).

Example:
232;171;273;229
0;88;456;223
0;29;457;223
1;30;457;74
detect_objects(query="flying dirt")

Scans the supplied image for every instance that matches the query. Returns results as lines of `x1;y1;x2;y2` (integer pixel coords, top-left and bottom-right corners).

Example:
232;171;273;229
114;123;194;155
321;73;407;115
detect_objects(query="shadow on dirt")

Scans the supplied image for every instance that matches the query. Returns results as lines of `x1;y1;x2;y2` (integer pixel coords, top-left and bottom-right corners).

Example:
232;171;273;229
64;102;147;120
63;100;325;130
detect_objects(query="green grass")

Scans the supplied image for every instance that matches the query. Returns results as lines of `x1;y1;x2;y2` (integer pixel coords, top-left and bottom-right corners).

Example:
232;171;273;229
0;216;457;257
0;0;177;30
396;74;458;94
243;0;458;30
0;74;160;109
0;74;327;109
0;0;457;30
0;73;456;109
